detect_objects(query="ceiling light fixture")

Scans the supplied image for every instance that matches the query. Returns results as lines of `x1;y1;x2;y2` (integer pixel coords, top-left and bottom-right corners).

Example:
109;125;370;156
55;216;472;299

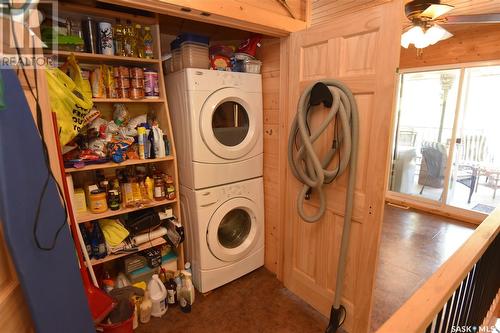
401;23;453;49
402;0;455;51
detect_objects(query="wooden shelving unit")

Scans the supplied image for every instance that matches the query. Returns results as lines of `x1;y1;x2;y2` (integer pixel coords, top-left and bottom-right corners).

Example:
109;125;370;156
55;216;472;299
65;156;174;173
90;237;166;266
47;50;160;65
76;198;177;223
92;98;165;103
50;4;184;286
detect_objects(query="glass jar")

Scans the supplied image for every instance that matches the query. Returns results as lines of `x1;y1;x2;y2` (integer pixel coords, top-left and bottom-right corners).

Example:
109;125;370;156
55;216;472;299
153;176;166;201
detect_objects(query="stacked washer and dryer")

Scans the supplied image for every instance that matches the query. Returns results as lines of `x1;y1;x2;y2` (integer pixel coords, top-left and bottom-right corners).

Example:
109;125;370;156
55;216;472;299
166;69;264;293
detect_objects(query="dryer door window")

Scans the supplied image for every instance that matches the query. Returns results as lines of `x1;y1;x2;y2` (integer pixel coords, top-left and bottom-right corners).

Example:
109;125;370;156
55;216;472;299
206;198;260;262
212;102;249;147
200;87;261;160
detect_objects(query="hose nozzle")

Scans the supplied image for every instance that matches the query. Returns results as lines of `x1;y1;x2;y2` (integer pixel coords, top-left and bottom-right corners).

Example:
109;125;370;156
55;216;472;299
325;305;346;333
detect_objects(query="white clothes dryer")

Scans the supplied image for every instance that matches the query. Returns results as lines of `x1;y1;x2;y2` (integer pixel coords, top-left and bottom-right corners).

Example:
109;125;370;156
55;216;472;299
180;177;264;293
166;69;263;189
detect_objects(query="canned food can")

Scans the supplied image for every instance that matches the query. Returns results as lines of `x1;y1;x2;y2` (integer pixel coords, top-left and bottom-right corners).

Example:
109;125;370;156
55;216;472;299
144;69;159;98
131;78;144;88
115;66;130;78
116;88;129;99
130;87;144;100
116;77;130;89
98;22;114;55
130;67;144;78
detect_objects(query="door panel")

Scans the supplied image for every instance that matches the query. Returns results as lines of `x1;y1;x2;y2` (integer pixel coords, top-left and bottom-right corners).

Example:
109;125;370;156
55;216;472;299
283;2;402;332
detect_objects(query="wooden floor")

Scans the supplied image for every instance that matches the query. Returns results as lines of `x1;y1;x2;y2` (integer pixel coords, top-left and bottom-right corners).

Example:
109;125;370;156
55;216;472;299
370;204;475;331
135;204;475;332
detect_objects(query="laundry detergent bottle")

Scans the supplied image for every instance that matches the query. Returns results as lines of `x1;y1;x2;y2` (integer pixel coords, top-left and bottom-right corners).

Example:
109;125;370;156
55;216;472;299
148;274;167;317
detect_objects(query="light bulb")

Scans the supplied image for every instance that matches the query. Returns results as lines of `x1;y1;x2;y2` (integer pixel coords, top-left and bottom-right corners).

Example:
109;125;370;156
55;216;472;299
401;26;425;48
425;25;453;45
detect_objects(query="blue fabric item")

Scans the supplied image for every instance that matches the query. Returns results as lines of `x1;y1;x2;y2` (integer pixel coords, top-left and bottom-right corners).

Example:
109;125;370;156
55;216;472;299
0;68;94;333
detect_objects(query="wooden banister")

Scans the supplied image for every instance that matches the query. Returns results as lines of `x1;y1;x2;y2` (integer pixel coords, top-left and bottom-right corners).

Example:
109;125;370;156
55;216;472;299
376;209;500;333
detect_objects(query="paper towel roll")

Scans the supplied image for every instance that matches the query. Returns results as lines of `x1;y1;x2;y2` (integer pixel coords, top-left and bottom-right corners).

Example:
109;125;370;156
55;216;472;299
132;227;168;246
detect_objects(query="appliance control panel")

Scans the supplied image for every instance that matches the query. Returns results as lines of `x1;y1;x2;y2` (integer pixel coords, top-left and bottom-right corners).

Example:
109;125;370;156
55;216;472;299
221;183;244;197
186;68;261;92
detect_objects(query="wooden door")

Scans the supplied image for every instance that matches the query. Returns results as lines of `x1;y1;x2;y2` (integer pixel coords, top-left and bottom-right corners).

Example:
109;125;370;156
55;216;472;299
283;1;402;332
0;225;33;332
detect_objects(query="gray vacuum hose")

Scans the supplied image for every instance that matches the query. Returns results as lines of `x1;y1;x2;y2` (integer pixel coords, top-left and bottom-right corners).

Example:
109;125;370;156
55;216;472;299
288;80;358;327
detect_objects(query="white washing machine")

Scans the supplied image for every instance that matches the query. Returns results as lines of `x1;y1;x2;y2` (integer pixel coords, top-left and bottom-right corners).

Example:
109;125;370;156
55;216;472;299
166;69;263;190
180;177;264;293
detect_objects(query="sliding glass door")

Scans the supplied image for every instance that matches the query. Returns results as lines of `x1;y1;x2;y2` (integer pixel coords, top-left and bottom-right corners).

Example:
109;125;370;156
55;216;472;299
447;66;500;214
389;64;500;216
389;69;460;202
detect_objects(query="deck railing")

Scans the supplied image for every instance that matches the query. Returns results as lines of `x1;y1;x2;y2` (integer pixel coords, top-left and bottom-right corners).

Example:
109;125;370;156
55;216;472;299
376;209;500;333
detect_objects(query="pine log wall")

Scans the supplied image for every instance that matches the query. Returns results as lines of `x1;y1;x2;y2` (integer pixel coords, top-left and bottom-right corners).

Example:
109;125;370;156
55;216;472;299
257;38;285;277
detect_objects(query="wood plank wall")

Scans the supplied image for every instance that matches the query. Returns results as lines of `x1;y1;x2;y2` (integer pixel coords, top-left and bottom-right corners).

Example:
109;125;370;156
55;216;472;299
310;0;391;26
256;38;284;276
400;24;500;69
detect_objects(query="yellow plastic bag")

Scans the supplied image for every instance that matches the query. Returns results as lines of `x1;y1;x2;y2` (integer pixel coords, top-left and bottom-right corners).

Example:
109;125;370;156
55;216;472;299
66;54;92;101
45;66;93;146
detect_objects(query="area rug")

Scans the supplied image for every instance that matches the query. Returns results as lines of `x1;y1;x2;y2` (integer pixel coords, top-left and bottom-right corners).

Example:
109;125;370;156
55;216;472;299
472;203;496;214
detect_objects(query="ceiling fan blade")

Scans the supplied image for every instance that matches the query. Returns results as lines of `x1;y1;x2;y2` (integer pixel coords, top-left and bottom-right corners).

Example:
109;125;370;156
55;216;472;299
443;14;500;24
420;4;454;20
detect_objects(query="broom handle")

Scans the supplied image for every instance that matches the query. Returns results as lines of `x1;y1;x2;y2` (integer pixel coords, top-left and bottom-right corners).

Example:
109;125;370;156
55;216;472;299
51;113;99;287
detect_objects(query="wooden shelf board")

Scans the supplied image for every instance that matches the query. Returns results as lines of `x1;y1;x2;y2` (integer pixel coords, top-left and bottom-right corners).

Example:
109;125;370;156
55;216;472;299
76;198;177;223
90;237;166;266
47;50;160;65
92;98;164;103
65;156;174;173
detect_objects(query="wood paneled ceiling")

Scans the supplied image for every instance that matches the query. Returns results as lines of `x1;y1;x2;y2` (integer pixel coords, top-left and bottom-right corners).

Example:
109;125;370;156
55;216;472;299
445;0;500;16
402;0;500;31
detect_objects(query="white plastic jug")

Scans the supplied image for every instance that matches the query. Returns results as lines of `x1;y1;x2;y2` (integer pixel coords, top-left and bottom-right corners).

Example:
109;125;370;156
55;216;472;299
148;274;167;317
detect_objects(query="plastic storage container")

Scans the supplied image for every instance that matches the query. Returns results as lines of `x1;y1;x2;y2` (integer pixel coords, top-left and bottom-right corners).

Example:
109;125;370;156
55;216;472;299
170;33;209;71
180;43;209;69
243;59;262;74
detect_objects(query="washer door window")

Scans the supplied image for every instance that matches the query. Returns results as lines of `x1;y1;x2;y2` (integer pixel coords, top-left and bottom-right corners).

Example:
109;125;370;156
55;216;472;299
200;88;259;160
207;198;259;262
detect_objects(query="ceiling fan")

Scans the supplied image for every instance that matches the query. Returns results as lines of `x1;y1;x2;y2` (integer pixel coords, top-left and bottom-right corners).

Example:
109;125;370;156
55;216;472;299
401;0;500;49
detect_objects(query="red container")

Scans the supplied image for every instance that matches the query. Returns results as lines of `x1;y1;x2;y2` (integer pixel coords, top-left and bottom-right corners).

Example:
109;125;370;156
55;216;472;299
98;311;133;333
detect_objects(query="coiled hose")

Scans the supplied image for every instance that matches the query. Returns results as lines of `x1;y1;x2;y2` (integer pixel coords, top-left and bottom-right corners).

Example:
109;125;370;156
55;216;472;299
288;79;358;333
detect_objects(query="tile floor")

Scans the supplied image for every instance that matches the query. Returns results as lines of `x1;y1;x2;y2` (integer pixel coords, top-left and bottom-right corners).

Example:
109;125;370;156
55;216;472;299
370;204;474;331
135;204;475;333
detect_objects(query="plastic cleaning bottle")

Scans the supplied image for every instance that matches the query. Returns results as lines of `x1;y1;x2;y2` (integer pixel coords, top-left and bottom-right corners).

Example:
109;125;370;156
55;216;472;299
181;270;195;305
166;278;176;305
79;224;92;258
137;127;146;159
174;275;182;301
140;291;152;323
143;26;154;59
91;222;107;259
133;302;139;329
145;176;154;201
148;274;167;317
113;19;126;56
135;24;145;58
